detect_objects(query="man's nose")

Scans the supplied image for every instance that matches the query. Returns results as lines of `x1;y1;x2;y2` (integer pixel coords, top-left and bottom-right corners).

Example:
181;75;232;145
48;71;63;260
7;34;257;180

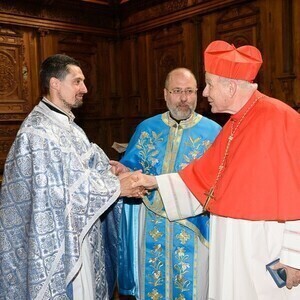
202;85;208;97
180;91;188;100
81;83;88;93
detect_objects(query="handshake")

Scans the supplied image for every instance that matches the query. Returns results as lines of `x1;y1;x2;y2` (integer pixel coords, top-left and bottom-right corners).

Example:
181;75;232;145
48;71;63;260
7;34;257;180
110;160;158;198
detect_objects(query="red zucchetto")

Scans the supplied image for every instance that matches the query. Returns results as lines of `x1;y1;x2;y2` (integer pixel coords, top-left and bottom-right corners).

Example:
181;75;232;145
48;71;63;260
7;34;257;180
204;40;263;81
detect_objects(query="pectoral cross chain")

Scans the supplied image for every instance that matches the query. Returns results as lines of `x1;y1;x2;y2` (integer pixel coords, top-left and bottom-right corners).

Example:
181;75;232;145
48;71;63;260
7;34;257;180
203;187;215;211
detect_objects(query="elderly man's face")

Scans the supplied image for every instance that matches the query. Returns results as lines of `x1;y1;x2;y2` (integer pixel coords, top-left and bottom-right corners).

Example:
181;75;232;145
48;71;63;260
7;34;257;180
202;72;231;113
164;71;197;120
56;65;88;111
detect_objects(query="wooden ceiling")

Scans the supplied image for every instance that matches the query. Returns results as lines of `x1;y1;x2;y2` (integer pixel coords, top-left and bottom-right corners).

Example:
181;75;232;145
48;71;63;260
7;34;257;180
81;0;129;4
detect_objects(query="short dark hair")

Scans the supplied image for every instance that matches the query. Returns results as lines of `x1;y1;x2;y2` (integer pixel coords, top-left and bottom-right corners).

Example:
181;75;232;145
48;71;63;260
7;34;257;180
40;54;81;95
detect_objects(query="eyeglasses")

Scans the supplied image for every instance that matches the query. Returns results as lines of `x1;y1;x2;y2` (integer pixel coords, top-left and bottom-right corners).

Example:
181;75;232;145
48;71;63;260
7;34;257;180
166;88;198;96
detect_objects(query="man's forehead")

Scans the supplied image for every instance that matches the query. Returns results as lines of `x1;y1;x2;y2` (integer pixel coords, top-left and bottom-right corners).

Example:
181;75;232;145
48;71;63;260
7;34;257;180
205;72;214;81
67;64;81;73
66;65;85;78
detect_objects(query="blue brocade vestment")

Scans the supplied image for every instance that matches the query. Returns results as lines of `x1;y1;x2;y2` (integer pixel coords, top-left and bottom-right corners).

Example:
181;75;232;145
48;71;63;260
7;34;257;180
118;112;221;300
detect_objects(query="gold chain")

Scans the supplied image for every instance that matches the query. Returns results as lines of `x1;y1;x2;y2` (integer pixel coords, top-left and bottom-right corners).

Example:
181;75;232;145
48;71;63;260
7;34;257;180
203;95;263;211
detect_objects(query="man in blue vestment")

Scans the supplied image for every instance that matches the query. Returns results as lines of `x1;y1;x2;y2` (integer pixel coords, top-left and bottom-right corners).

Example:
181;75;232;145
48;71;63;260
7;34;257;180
116;68;221;300
0;54;141;300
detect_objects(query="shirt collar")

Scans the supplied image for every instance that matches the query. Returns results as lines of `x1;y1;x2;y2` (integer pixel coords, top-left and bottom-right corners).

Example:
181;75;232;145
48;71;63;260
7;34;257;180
42;97;75;122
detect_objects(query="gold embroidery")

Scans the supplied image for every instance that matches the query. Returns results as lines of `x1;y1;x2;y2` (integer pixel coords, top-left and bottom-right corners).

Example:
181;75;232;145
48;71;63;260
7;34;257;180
136;131;163;174
148;244;163;287
175;294;186;300
174;247;191;292
176;229;191;245
180;136;212;169
150;227;163;241
148;288;163;300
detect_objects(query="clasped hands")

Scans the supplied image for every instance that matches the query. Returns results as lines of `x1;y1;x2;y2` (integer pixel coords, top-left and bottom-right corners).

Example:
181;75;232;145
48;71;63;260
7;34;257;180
110;160;158;198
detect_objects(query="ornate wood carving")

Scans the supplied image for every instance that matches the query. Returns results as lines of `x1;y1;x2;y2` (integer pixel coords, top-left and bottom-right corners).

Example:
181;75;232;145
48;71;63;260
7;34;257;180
216;5;259;45
0;0;115;32
0;0;299;180
0;27;30;117
215;4;261;86
123;0;188;27
121;0;248;35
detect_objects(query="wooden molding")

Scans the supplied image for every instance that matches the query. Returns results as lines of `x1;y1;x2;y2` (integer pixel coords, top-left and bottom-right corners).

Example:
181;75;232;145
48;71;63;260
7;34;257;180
120;0;248;35
0;13;116;36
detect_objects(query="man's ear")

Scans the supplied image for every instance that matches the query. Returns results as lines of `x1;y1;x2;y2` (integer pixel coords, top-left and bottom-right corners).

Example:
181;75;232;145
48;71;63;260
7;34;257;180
228;80;237;97
49;77;60;91
163;88;168;101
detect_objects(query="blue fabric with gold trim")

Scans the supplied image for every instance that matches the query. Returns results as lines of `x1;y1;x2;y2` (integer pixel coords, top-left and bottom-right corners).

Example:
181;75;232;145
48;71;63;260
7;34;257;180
118;112;221;300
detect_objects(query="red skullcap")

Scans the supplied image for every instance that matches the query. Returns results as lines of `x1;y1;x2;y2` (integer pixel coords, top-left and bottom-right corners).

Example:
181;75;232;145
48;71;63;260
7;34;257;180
204;40;263;81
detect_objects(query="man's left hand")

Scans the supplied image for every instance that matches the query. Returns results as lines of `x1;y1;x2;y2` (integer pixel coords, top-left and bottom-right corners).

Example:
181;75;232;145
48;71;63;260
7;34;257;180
273;261;300;289
110;160;129;175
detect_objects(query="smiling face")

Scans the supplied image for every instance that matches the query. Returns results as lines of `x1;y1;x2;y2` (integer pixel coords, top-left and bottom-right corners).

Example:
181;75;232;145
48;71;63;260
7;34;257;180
164;69;197;120
50;64;88;112
202;72;232;113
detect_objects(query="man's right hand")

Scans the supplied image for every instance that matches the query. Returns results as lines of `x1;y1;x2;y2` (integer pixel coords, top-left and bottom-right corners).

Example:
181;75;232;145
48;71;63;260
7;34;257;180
131;172;158;190
119;171;146;198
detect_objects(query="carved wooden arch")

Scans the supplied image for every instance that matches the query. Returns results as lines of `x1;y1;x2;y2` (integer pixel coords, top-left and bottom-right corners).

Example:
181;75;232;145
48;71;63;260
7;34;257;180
216;4;260;46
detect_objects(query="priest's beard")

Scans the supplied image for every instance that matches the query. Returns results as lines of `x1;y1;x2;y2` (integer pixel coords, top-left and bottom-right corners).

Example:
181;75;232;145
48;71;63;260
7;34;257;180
167;102;196;121
59;93;83;111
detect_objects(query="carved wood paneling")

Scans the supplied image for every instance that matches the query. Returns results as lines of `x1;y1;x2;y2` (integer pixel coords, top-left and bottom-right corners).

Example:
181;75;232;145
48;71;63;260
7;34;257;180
215;4;261;86
120;34;150;118
216;5;260;47
58;33;99;118
0;0;115;35
0;123;21;174
0;26;35;175
151;24;184;114
0;27;31;117
97;119;124;160
0;0;300;179
277;0;296;108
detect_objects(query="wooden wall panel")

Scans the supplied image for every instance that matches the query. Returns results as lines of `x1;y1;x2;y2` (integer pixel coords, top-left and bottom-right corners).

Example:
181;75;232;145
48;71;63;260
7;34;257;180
58;33;99;117
0;0;299;179
293;0;300;111
96;119;124;160
151;25;184;113
0;27;32;117
0;124;20;175
0;26;40;175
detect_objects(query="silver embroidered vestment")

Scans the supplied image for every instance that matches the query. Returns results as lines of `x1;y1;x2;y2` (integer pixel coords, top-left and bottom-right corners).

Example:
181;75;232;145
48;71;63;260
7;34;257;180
0;100;120;299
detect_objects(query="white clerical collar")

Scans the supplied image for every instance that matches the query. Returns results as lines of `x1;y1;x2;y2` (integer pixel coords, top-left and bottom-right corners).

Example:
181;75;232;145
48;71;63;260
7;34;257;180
167;111;194;124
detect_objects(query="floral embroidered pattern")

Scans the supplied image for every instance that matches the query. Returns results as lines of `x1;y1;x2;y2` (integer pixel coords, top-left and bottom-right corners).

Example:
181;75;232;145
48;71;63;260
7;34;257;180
175;294;186;300
148;288;163;300
174;247;191;292
148;244;164;287
136;131;163;174
150;227;163;241
176;229;191;245
180;136;212;169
